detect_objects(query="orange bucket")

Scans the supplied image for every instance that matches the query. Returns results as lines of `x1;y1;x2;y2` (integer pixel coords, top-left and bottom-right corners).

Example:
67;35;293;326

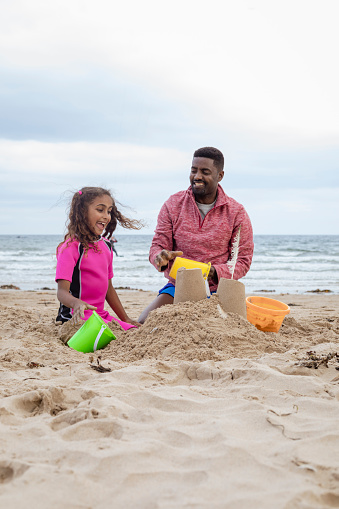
246;296;290;333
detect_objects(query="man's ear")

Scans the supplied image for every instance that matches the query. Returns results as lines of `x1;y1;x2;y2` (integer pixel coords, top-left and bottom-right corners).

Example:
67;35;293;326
218;170;224;182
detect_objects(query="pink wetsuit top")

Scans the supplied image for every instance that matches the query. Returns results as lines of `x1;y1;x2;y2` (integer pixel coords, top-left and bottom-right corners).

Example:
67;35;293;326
55;238;134;330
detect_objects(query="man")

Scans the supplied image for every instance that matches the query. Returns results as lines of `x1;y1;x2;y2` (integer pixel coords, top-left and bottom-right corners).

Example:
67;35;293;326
110;236;118;256
138;146;254;323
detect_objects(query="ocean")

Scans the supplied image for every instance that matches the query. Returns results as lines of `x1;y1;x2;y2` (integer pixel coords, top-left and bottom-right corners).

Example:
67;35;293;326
0;235;338;294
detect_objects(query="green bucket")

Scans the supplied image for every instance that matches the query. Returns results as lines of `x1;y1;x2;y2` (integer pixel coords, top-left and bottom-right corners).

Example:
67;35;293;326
67;311;116;353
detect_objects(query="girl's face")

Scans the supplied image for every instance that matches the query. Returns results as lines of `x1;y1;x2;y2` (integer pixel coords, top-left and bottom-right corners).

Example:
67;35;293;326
86;195;113;237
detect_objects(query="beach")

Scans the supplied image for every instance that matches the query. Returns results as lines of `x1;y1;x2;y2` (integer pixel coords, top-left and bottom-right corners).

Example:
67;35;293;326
1;289;339;508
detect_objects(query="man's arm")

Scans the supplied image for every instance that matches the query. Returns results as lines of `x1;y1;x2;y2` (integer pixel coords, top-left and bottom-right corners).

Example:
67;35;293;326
149;202;182;271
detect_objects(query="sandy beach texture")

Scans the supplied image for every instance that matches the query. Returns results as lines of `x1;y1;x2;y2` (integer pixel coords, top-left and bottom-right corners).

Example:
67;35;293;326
1;289;339;509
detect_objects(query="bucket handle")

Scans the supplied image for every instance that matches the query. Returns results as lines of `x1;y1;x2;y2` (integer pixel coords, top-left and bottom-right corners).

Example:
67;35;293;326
93;324;107;352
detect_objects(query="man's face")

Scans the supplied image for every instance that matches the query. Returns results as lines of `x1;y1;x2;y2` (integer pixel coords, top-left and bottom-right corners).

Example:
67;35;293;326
190;157;224;203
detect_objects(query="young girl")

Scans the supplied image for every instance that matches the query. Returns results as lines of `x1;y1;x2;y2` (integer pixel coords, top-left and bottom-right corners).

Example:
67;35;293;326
55;187;142;330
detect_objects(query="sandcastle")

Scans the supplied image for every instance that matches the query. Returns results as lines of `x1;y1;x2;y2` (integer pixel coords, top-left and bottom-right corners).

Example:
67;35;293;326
173;268;247;320
217;278;247;318
173;267;207;304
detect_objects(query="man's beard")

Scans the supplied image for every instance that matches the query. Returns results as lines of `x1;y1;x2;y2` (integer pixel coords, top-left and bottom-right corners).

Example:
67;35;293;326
191;183;206;197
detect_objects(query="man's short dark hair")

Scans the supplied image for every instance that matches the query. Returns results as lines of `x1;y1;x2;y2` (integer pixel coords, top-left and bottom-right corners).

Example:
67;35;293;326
193;147;224;172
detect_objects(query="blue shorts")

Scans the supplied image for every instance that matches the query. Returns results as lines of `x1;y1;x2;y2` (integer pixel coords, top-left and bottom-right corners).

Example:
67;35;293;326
158;282;216;298
158;282;175;298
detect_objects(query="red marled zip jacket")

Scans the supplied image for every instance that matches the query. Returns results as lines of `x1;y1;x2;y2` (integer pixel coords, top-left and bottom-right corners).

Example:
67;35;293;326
149;184;254;292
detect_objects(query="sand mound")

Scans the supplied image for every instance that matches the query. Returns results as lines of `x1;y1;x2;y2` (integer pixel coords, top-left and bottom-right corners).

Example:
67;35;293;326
2;297;338;366
0;304;87;370
103;296;292;362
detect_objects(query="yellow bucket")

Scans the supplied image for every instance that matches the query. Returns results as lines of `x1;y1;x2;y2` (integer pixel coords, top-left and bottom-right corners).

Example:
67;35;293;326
169;257;211;280
246;296;290;333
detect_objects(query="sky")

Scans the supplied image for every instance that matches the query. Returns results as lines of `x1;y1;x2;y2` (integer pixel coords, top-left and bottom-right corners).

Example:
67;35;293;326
0;0;338;235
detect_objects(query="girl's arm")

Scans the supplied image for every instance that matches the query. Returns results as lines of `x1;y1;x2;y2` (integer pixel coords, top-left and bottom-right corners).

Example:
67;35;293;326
106;280;141;327
57;279;96;325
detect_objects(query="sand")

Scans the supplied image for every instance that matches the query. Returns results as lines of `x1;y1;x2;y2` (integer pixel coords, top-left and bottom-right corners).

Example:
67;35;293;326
1;288;339;508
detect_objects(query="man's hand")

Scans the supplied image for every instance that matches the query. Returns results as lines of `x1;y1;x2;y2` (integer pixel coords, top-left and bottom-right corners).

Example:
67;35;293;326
72;300;97;325
154;250;183;272
207;265;218;284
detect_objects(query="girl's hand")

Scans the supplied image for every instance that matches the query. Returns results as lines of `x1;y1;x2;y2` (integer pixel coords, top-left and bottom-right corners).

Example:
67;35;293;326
72;300;97;325
125;317;142;328
105;281;141;327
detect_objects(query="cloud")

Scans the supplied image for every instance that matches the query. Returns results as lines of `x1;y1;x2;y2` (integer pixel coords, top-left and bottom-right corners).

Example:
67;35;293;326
0;139;189;176
0;67;200;145
230;186;339;235
1;1;338;146
1;139;337;190
0;140;191;234
0;138;338;236
0;2;338;236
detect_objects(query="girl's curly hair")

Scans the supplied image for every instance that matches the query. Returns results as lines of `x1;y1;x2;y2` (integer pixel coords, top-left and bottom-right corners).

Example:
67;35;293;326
57;187;143;253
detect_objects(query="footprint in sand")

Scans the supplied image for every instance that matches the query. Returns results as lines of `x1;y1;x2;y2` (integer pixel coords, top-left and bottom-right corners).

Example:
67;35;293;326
51;407;101;431
59;419;124;441
0;406;20;426
8;388;67;416
118;470;208;494
320;493;339;508
0;461;30;484
186;363;222;381
162;429;194;448
7;387;97;417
